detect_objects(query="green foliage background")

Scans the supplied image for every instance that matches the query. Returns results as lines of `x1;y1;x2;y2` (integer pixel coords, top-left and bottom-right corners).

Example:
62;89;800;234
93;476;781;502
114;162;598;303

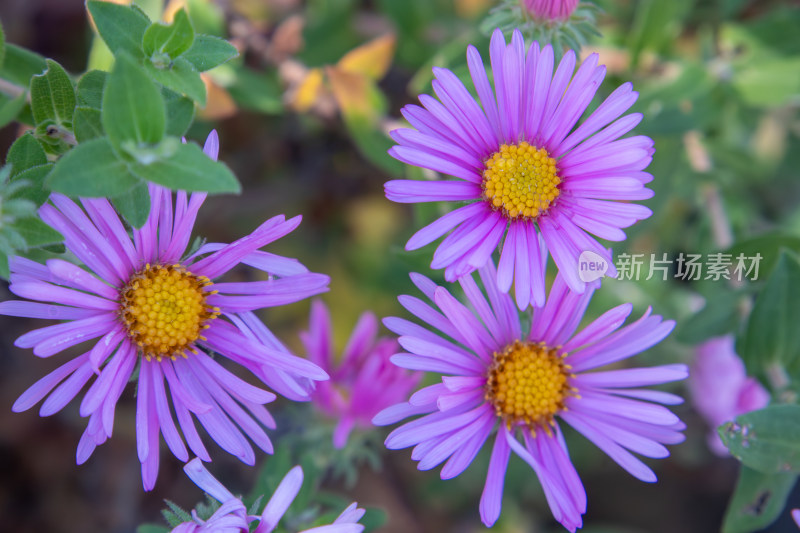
0;0;798;532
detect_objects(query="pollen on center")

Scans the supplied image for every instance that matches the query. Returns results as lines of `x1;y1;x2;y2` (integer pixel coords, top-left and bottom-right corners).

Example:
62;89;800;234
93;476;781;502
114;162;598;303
485;340;575;432
119;264;219;361
481;141;561;220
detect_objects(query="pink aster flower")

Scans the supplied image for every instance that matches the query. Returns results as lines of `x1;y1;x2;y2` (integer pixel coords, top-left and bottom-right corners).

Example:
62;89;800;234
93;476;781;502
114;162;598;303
300;300;420;448
386;29;654;306
173;458;365;533
523;0;580;20
688;335;769;456
374;262;686;531
0;131;331;490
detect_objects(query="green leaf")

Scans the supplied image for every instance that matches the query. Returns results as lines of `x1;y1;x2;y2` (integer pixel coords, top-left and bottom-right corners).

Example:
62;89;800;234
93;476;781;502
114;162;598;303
0;92;27;128
76;70;107;109
136;525;169;533
227;68;282;114
0;250;9;279
720;404;800;474
143;8;195;60
727;234;800;281
112;181;151;228
47;137;141;197
11;164;53;206
143;56;206;105
360;507;388;532
87;0;150;58
343;113;403;176
182;34;238;72
738;251;800;379
0;43;46;86
73;106;104;142
30;59;76;128
130;141;239;193
102;54;166;150
733;57;800;108
163;89;194;137
6;133;47;177
676;289;743;344
10;217;62;247
626;0;693;68
722;466;797;533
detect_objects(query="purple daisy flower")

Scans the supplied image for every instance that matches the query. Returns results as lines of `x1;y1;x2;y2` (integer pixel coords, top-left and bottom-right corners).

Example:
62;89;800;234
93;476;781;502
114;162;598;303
172;458;249;532
374;262;686;531
386;29;654;306
0;132;330;490
301;300;421;448
688;335;769;456
172;458;365;533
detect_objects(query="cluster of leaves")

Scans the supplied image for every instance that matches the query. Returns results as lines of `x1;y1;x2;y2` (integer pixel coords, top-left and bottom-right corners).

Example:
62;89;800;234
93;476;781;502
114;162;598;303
0;2;240;276
624;2;800;530
712;251;800;533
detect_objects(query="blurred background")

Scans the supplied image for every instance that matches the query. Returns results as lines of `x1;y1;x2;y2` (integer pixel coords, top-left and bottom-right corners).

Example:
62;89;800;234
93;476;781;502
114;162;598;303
0;0;799;531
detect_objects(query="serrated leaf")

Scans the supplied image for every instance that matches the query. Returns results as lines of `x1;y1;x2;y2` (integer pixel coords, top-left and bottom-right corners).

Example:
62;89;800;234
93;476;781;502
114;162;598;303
30;59;76;128
130;141;239;193
112;181;151;228
10;217;62;248
10;164;53;206
143;56;206;105
47;137;140;197
76;70;107;109
719;404;800;474
102;54;166;150
163;499;193;523
182;34;238;71
722;466;796;533
6;133;47;177
73;106;104;142
738;251;800;378
163;89;194;137
0;91;27;128
87;0;150;58
143;8;195;60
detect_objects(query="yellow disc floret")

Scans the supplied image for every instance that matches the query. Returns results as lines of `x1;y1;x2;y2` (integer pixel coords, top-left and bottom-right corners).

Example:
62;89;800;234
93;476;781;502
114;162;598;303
482;141;561;220
119;264;219;361
485;340;575;432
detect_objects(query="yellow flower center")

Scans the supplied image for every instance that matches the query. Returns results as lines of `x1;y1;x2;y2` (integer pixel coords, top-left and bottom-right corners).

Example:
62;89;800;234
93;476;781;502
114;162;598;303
485;340;574;432
119;264;219;361
481;142;561;220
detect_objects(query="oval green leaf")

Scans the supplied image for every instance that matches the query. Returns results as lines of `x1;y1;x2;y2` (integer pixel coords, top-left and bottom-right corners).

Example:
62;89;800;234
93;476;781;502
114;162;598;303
719;404;800;474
